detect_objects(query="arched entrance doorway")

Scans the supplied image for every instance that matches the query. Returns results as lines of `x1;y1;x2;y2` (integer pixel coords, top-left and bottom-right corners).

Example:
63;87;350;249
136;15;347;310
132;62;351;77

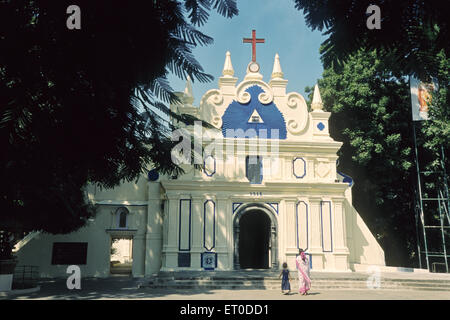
233;203;278;270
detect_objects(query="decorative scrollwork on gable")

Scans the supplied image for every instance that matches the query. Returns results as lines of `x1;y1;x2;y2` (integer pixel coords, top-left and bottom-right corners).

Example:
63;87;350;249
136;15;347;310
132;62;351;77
237;91;251;104
199;89;224;128
201;89;223;106
258;91;273;104
211;116;221;127
235;80;274;105
285;92;308;134
287;119;301;133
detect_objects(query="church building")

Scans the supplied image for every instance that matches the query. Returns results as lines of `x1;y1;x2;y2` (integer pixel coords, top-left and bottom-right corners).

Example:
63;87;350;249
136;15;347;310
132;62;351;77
15;41;385;277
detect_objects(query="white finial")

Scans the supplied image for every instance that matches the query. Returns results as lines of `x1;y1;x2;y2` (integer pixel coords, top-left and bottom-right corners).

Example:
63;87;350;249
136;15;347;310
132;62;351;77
271;53;284;79
222;51;234;77
311;83;323;111
183;75;194;105
184;75;193;97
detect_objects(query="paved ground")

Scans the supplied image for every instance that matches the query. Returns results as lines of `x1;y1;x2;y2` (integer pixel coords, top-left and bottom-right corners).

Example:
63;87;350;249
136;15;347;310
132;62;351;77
3;277;450;300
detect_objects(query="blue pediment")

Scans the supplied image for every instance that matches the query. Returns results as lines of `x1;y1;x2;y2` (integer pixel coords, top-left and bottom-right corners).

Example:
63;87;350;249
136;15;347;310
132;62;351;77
221;85;287;139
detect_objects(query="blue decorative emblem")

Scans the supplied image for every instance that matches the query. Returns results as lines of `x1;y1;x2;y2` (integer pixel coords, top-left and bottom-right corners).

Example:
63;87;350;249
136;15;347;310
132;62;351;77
201;252;217;270
317;122;325;131
222;85;287;139
147;169;159;181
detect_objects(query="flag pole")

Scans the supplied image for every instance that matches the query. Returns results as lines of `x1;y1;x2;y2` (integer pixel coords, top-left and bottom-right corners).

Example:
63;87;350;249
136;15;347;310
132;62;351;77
412;120;423;269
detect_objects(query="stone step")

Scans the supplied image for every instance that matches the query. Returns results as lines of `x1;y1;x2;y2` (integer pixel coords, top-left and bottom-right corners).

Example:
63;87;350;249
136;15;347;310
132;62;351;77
148;278;450;285
141;278;450;291
146;277;450;284
143;284;450;292
154;275;450;282
144;283;450;290
141;271;450;292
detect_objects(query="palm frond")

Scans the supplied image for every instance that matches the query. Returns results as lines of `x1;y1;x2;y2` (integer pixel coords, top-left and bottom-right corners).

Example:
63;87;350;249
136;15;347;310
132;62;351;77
184;0;211;26
146;76;179;103
212;0;238;18
166;38;214;83
172;22;214;46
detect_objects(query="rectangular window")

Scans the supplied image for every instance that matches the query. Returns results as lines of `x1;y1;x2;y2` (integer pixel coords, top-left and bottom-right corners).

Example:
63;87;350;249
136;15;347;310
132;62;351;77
246;155;263;184
51;242;88;265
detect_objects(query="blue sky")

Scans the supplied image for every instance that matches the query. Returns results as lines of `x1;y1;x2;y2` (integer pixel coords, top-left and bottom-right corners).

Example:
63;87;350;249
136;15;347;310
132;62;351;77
167;1;327;104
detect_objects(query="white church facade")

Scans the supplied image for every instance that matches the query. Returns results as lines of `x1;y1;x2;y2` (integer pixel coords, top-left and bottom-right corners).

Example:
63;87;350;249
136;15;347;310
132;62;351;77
15;50;385;278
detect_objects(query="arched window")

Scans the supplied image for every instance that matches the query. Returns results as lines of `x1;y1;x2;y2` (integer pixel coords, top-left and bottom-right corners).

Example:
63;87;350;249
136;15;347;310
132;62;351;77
116;207;129;229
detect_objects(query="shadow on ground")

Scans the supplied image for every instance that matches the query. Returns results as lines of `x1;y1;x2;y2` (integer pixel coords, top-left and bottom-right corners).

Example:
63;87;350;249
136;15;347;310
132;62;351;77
3;276;267;300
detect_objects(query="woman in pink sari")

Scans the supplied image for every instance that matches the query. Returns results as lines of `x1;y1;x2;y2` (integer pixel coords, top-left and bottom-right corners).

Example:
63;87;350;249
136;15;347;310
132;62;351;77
295;249;311;295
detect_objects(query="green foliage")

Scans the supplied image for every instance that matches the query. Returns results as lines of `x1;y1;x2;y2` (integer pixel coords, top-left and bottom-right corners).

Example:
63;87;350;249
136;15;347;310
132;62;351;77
314;46;450;267
0;1;237;240
294;0;449;79
299;0;450;266
422;50;450;171
316;49;418;266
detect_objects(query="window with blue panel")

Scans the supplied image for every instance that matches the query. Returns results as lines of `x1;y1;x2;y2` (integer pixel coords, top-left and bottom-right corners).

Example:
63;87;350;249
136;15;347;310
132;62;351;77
246;155;263;184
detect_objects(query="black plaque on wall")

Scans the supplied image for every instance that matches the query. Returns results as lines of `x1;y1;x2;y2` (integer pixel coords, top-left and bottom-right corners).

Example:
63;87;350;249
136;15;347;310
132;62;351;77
178;253;191;267
51;242;88;265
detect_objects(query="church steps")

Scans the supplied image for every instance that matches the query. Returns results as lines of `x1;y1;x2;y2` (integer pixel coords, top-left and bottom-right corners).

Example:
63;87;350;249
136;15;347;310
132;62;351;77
146;279;450;286
143;284;450;291
151;276;450;282
140;276;450;292
149;281;450;291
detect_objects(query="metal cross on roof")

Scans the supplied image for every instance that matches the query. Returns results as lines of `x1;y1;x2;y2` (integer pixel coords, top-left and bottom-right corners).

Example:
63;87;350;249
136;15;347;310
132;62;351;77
243;29;265;62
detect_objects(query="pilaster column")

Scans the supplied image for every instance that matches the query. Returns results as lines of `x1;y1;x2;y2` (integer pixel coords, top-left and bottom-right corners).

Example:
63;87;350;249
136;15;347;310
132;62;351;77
162;193;179;269
226;200;234;270
332;197;350;271
145;182;163;275
284;199;297;252
190;196;203;269
270;224;278;270
309;197;324;269
216;196;228;269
